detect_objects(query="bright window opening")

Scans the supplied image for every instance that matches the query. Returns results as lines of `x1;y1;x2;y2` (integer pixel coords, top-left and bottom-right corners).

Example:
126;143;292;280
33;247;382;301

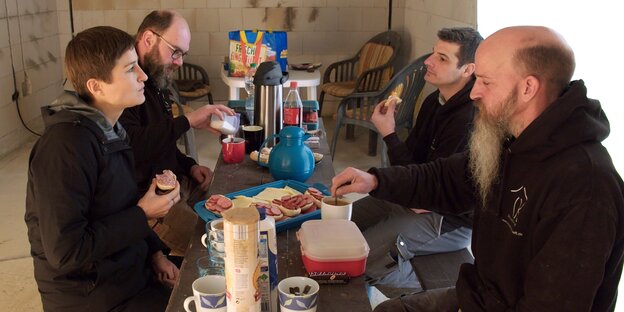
478;0;623;173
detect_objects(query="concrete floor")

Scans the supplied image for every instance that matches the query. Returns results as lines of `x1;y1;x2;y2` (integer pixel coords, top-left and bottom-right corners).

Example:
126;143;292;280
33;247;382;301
0;116;382;311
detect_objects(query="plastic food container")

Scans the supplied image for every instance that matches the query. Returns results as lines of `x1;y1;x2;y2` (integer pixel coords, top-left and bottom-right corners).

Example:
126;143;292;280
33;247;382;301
297;219;369;277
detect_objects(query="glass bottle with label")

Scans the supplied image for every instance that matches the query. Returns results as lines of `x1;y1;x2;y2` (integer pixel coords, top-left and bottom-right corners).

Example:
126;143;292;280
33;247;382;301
283;81;303;129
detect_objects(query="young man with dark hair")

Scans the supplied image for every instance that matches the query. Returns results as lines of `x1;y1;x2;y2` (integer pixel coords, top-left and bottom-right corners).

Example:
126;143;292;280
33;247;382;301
26;26;180;311
351;27;483;291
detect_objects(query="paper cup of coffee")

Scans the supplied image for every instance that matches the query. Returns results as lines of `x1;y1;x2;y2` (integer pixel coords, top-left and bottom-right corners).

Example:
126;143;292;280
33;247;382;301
321;197;352;220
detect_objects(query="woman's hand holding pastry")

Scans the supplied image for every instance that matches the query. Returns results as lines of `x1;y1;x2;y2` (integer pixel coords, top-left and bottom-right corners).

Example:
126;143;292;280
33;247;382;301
138;179;181;219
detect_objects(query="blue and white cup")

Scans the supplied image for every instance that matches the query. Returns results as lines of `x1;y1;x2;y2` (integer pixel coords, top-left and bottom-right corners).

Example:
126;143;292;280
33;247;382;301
200;219;225;265
278;276;320;312
183;275;227;312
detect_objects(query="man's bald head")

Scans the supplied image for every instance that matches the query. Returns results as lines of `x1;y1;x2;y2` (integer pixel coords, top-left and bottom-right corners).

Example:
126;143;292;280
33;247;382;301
136;10;189;44
489;26;575;98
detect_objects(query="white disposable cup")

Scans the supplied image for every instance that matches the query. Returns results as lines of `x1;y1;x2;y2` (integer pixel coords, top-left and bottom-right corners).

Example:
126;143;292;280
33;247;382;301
183;275;227;312
321;197;352;220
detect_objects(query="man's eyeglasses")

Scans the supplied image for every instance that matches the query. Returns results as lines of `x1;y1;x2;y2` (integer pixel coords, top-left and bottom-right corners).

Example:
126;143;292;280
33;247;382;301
150;30;188;60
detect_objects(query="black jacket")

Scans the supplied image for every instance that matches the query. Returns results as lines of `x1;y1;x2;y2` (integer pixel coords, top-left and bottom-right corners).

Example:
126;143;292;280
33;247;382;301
25;91;166;311
370;81;624;311
118;81;196;193
384;79;475;165
383;79;475;230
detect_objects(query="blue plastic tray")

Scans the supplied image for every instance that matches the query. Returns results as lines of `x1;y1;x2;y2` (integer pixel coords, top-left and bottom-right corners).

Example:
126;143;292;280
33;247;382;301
193;180;330;232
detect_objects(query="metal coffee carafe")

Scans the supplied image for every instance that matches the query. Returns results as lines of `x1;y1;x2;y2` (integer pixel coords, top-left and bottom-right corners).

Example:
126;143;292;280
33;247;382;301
253;61;288;145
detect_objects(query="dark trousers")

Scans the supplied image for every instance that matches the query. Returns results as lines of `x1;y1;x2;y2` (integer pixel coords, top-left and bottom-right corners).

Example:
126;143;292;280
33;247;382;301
152;176;208;255
117;279;172;312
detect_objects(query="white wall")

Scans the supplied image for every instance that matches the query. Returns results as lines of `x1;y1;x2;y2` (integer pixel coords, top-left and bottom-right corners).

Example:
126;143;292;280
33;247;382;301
0;0;64;158
403;0;477;96
69;0;391;104
477;0;624;174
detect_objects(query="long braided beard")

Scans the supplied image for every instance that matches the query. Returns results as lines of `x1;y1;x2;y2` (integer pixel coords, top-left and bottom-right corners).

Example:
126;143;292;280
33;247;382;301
468;89;517;208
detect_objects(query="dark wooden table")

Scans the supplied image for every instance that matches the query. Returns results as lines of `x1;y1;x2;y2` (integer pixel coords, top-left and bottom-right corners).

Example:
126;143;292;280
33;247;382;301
166;119;372;312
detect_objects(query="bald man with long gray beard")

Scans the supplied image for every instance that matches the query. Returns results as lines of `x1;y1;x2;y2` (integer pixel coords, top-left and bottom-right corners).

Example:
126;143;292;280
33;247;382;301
331;26;624;312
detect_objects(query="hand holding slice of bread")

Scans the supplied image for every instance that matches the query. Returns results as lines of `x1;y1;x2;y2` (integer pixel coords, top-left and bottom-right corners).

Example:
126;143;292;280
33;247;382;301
385;84;404;107
385;93;403;106
155;170;177;195
378;92;403;115
384;90;403;108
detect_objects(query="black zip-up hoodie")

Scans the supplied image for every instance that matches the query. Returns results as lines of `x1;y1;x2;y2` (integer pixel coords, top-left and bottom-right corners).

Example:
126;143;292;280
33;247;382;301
370;80;624;311
383;79;475;231
119;81;196;193
25;91;166;311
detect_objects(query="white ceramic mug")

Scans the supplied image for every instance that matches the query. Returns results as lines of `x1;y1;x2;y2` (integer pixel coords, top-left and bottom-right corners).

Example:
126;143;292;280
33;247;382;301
278;276;320;312
321;197;352;220
183;275;227;312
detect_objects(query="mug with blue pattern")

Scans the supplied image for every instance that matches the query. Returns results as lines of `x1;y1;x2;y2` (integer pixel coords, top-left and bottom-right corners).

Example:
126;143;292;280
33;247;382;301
278;276;320;312
184;275;227;312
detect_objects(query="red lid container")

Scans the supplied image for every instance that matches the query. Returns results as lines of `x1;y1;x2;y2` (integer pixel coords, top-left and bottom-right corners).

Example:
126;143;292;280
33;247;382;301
297;220;370;277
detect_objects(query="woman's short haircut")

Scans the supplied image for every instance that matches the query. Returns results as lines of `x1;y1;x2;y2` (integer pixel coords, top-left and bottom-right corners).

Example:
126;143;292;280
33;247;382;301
65;26;135;103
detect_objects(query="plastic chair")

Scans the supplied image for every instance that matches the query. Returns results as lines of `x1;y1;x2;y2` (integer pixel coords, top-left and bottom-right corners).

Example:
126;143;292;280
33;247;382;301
318;31;401;114
330;53;430;167
168;84;198;160
173;62;214;104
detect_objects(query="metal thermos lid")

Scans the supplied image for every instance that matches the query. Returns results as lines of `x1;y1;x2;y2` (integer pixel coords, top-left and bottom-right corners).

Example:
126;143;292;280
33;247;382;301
254;61;288;86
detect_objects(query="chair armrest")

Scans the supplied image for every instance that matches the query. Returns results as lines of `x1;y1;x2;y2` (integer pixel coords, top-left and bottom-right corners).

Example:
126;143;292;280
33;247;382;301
335;90;384;122
323;56;359;84
339;78;394;107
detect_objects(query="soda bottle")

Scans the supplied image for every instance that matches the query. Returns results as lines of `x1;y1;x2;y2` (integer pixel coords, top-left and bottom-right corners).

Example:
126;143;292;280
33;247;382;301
283;81;303;128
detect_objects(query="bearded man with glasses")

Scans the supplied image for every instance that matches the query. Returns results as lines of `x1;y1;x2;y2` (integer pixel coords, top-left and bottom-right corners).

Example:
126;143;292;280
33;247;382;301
119;10;234;261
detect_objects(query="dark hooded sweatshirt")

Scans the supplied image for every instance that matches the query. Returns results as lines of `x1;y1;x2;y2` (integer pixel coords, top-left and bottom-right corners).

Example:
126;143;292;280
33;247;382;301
383;79;475;231
370;81;624;311
118;80;196;193
25;91;167;311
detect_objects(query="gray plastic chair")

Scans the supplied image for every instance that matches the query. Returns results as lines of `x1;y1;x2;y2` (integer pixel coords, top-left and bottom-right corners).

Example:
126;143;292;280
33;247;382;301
330;53;430;167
